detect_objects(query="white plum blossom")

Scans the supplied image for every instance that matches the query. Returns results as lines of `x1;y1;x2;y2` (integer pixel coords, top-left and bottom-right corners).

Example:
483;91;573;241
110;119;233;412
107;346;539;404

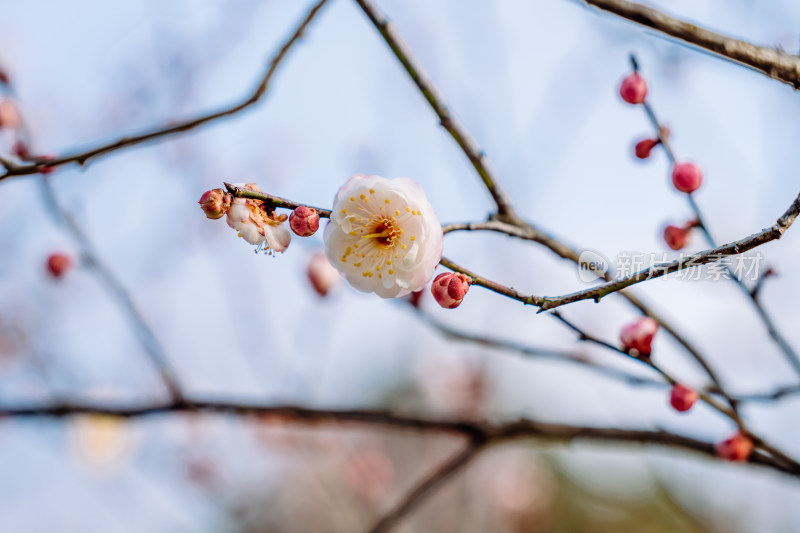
225;183;291;254
324;175;443;298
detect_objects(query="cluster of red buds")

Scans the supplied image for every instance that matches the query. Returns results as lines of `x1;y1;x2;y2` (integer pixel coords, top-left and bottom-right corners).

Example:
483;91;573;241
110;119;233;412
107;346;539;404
619;68;704;194
619;318;702;415
619;62;705;250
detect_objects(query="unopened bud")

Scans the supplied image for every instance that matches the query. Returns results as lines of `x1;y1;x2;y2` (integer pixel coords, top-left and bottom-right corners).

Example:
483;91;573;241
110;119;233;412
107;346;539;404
619;72;647;104
619;317;658;357
198;189;232;220
0;99;21;129
635;138;659;159
715;432;753;462
663;224;690;251
431;272;471;309
46;252;73;279
669;383;699;412
671;162;703;193
307;252;340;297
289;206;319;237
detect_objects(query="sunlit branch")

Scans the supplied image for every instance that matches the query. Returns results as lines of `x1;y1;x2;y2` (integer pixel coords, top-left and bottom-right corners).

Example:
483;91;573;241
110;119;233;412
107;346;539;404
581;0;800;89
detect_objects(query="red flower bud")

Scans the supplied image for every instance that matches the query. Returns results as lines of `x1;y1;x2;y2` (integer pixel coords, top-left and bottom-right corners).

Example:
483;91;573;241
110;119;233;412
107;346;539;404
619;72;647;104
715;432;753;462
619;317;658;357
671;162;703;193
46;252;73;279
431;272;471;309
289;206;319;237
198;189;232;220
663;224;690;250
635;138;659;159
669;383;699;412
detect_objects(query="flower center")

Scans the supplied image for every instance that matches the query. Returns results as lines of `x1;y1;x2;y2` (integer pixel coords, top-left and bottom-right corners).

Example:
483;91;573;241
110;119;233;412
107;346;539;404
362;218;400;247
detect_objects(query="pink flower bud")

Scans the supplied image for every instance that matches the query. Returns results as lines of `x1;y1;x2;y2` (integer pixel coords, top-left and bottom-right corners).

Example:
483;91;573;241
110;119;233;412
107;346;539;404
635;138;659;159
619;72;647;104
307;252;340;297
289;206;319;237
669;383;699;412
619;317;658;357
46;252;72;279
0;99;21;129
663;224;690;250
671;162;703;193
431;272;471;309
715;432;754;462
198;189;232;220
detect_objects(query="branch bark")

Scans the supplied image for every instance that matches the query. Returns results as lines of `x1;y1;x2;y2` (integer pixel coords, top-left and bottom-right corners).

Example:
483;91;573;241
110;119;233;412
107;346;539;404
0;0;331;182
581;0;800;89
3;399;796;477
441;191;800;312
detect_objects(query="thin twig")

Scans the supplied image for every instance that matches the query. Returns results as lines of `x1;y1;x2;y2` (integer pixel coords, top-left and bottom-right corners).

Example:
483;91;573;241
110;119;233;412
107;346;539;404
412;307;667;390
39;176;184;402
548;311;743;426
353;0;516;220
0;0;331;182
367;438;487;533
225;182;332;217
581;0;800;89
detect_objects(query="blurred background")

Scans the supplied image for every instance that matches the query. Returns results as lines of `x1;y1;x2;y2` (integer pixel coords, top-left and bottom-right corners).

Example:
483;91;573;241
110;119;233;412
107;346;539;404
1;0;800;531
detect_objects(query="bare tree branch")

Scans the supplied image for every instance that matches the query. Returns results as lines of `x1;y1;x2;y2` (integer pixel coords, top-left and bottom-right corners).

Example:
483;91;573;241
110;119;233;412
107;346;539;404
2;399;797;477
0;0;331;182
368;439;487;533
581;0;800;89
440;191;800;312
442;220;728;395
